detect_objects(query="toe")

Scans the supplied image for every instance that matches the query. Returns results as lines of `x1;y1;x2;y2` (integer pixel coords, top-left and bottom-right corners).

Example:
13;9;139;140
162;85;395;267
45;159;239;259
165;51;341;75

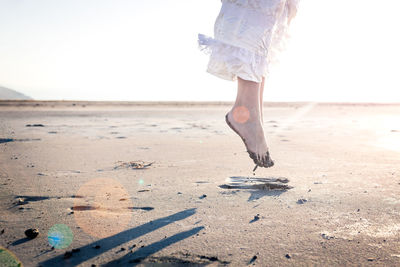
257;154;262;166
262;151;274;168
261;155;267;167
247;151;258;164
266;153;274;168
264;156;270;168
270;160;274;167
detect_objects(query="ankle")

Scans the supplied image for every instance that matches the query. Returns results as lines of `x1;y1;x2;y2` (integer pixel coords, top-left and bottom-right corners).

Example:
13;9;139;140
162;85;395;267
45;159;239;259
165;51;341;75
230;105;260;124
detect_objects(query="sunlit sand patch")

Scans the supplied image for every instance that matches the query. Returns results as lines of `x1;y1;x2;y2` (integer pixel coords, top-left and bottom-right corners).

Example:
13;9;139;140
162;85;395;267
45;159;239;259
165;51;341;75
268;102;317;136
324;218;400;239
376;134;400;152
383;197;400;205
365;116;400;152
73;178;133;238
0;246;23;267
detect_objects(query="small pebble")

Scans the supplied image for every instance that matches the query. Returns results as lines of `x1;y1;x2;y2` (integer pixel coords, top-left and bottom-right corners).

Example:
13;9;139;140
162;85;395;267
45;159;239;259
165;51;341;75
321;233;334;240
25;228;39;239
63;251;73;259
296;199;307;204
249;255;257;264
17;198;26;205
285;254;291;259
250;214;260;223
199;194;207;199
93;245;101;249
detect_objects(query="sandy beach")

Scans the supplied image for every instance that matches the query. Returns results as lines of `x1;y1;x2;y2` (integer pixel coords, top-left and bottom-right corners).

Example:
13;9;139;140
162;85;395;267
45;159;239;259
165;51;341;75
0;101;400;266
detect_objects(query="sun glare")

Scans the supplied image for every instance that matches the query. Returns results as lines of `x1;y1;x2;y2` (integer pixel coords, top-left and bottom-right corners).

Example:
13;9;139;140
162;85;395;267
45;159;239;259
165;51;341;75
0;0;399;101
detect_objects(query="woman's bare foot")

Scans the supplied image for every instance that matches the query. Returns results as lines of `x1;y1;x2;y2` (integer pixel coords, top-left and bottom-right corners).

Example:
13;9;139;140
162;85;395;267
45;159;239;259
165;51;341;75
225;107;274;168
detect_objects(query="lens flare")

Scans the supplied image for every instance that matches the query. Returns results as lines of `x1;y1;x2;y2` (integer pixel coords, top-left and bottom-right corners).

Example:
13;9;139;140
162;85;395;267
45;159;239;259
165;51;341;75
73;178;133;238
47;224;73;249
138;179;144;185
0;247;23;267
232;106;250;124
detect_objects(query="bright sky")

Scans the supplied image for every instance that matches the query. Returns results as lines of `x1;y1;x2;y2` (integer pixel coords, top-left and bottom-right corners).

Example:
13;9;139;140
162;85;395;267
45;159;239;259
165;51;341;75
0;0;399;102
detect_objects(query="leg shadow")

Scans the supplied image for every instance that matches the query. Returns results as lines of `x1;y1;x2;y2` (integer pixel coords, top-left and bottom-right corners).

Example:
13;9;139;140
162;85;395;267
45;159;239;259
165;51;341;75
220;176;293;201
40;208;197;267
104;226;204;266
11;238;31;246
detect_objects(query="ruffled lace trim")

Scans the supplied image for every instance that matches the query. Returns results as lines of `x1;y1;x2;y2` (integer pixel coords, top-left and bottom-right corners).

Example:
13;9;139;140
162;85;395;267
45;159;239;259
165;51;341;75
198;34;268;83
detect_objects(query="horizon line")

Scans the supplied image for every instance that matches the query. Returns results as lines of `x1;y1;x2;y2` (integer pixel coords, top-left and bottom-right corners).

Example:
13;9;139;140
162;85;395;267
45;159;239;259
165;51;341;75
1;100;400;107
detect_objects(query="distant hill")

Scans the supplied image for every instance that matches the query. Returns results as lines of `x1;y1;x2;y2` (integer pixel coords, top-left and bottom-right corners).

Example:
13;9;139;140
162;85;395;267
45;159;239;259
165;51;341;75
0;86;32;100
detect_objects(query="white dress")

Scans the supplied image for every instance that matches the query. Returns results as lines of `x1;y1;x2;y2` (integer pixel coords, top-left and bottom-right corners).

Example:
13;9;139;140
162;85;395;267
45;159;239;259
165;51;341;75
198;0;300;83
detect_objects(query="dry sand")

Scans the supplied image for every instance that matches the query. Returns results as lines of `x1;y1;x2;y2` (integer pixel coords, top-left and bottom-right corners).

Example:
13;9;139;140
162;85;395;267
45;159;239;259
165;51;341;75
0;101;399;266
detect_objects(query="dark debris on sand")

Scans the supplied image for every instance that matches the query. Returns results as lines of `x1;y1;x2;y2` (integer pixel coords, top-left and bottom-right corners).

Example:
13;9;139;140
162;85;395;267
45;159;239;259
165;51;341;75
63;251;73;259
63;249;81;260
113;160;154;170
220;177;292;191
1;138;41;144
26;124;45;127
249;255;258;264
250;214;260;223
25;228;39;239
296;199;308;204
138;189;150;193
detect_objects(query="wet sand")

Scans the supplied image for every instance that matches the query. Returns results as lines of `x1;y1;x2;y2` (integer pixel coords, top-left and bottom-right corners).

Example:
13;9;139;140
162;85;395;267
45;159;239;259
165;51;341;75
0;101;400;266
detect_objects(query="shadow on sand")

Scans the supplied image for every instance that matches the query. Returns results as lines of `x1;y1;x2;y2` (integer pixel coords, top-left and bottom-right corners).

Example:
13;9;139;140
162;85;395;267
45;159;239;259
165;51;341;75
40;208;203;267
104;227;204;266
220;176;293;201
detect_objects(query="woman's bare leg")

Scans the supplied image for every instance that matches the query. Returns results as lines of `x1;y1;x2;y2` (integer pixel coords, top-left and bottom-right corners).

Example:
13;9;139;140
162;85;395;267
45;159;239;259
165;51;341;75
225;77;274;168
260;77;265;124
